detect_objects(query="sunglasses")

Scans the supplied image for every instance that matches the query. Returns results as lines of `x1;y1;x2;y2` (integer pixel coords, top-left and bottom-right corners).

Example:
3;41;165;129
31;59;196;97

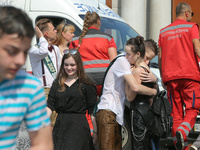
64;49;78;55
186;10;194;17
191;12;194;17
61;23;67;32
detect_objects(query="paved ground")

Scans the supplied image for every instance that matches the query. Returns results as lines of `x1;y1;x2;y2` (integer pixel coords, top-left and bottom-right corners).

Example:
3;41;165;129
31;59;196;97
15;122;194;150
14;122;30;150
14;124;170;150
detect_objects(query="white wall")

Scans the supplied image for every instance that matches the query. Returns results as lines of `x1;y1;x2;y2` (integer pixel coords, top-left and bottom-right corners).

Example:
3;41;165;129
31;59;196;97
112;0;121;16
112;0;172;42
121;0;146;39
149;0;171;42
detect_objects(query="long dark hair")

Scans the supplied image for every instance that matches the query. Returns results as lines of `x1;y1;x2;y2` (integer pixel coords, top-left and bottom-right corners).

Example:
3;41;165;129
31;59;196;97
126;36;145;58
57;49;95;92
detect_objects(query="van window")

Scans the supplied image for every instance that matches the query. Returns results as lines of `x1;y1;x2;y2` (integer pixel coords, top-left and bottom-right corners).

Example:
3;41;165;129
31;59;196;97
80;15;138;54
35;16;81;37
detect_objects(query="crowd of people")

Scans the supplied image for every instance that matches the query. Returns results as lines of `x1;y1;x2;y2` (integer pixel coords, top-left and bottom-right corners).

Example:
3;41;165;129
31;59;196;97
0;2;200;150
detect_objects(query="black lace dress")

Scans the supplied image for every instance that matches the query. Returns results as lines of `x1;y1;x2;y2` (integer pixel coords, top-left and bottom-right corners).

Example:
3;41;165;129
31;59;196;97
47;79;96;150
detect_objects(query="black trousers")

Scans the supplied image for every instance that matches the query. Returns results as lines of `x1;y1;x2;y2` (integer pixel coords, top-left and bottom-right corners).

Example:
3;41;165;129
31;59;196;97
131;103;154;150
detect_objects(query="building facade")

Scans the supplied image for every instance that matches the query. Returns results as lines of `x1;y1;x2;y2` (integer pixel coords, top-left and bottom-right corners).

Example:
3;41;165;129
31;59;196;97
105;0;200;42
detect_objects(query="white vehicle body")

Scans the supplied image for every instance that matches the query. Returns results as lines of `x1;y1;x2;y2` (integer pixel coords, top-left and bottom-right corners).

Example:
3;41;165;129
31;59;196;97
0;0;162;149
0;0;139;73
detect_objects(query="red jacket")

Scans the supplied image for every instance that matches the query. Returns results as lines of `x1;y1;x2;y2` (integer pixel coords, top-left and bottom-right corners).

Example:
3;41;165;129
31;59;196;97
69;26;116;72
158;19;200;83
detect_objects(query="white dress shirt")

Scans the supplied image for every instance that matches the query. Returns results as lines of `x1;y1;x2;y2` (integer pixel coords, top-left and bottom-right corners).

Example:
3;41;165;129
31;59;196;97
97;56;132;126
29;37;61;88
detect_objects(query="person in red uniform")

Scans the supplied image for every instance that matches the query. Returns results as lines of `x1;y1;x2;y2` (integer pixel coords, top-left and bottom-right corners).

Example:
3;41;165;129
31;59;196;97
158;3;200;150
69;11;117;95
69;11;117;145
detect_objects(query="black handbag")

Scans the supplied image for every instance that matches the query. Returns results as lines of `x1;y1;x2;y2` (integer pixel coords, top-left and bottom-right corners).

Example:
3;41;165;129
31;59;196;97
151;90;173;138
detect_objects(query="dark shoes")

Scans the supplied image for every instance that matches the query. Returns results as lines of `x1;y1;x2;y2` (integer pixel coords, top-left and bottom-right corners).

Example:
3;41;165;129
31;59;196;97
176;131;184;150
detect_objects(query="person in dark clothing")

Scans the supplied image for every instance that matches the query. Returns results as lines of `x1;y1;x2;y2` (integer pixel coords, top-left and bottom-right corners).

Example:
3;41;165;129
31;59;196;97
125;37;157;150
69;11;117;144
47;49;97;150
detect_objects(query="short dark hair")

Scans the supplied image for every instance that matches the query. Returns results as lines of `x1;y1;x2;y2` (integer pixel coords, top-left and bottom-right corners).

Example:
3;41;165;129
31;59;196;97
144;39;159;55
126;36;145;58
57;49;95;92
0;6;34;38
176;2;190;17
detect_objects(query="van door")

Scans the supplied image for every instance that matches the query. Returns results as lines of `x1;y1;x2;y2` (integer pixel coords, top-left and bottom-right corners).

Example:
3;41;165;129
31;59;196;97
0;0;25;9
28;12;82;43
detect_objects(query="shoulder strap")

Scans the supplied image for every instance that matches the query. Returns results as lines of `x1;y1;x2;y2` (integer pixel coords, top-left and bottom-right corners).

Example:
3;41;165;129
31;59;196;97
160;100;166;133
43;55;57;79
41;60;47;86
99;55;124;96
139;66;150;73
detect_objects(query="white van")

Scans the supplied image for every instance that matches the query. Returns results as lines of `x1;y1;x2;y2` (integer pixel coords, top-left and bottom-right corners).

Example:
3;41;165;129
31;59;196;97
0;0;143;149
1;0;139;74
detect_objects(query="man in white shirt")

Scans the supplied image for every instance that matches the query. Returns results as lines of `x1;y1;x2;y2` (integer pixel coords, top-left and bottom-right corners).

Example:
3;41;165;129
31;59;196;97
29;18;61;98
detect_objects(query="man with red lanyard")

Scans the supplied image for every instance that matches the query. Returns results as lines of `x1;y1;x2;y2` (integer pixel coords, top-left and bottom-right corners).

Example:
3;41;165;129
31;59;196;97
29;19;61;127
29;18;61;97
158;3;200;150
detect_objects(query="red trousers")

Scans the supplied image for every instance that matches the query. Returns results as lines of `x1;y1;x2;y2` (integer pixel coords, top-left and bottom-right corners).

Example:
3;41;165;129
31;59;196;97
166;79;200;150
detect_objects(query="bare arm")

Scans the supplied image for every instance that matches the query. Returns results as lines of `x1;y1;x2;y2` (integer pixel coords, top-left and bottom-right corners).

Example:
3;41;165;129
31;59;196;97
125;81;133;102
46;107;52;118
193;39;200;58
124;73;157;102
108;47;117;61
91;115;98;145
29;125;53;150
125;67;142;101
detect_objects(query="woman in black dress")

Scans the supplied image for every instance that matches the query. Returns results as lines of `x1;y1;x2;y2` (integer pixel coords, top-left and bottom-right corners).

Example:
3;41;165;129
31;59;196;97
47;49;97;150
125;37;157;150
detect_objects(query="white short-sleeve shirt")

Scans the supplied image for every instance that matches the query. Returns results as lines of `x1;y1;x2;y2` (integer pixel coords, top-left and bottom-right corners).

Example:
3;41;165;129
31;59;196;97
97;55;132;125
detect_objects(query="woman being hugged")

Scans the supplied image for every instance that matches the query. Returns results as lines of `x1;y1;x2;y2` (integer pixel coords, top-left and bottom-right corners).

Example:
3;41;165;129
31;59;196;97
46;49;97;150
96;36;157;150
125;37;157;150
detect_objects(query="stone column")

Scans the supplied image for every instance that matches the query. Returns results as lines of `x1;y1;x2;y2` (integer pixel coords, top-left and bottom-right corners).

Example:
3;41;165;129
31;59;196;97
121;0;146;38
149;0;171;42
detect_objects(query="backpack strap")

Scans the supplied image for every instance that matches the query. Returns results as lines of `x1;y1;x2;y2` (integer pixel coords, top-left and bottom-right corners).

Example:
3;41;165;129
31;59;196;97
160;100;166;133
99;54;124;96
139;66;150;73
92;54;124;117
